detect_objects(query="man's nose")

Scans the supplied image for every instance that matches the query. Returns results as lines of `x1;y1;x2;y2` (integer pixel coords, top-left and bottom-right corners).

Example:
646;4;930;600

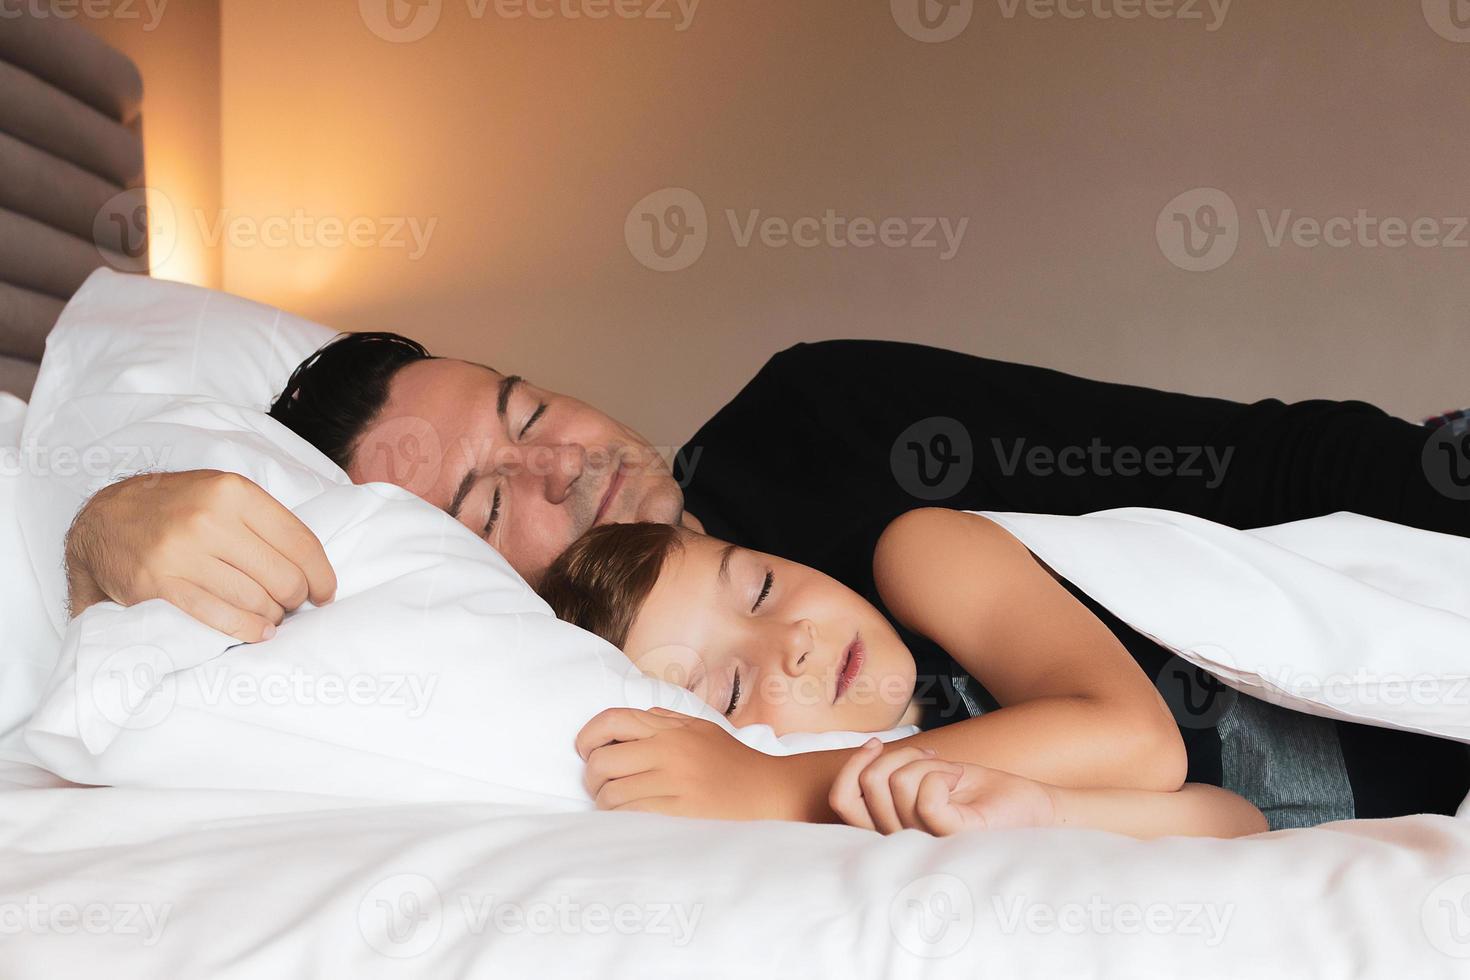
519;443;587;505
779;620;818;678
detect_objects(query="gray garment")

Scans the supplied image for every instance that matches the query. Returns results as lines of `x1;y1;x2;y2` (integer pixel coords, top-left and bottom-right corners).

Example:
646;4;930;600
1217;693;1355;830
948;676;1356;830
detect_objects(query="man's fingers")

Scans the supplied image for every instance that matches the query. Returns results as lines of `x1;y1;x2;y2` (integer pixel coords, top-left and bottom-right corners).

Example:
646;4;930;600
238;490;337;607
829;738;883;831
574;708;681;761
205;558;287;625
158;579;276;644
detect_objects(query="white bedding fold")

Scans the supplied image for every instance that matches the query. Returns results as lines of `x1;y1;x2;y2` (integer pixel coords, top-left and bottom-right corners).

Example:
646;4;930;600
2;776;1468;979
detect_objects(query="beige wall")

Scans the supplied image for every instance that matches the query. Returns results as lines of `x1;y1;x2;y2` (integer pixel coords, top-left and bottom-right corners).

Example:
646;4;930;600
132;2;1470;445
83;0;223;289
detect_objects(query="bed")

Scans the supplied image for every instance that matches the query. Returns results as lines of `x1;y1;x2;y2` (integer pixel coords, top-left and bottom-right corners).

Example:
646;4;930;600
2;10;1469;980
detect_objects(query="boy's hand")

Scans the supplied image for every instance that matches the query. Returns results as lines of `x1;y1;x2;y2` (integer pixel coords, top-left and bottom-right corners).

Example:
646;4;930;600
575;707;804;821
829;738;1057;835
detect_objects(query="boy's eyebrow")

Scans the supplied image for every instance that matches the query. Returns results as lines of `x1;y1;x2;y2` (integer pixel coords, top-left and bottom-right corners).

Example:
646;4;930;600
716;543;737;588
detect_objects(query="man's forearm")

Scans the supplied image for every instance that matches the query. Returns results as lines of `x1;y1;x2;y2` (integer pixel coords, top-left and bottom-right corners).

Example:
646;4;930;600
1047;782;1267;839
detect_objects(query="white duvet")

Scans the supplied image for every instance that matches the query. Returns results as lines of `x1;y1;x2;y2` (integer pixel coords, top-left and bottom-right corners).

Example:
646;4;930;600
3;765;1470;979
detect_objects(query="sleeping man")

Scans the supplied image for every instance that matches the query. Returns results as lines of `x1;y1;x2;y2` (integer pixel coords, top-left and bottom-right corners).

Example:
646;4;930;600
61;333;1470;825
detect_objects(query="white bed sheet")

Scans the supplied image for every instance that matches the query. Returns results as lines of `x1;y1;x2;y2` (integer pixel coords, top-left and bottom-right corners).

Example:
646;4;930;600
1;766;1468;979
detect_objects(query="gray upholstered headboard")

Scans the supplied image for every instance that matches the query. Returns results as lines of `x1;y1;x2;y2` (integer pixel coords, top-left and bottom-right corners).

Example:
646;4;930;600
0;8;145;399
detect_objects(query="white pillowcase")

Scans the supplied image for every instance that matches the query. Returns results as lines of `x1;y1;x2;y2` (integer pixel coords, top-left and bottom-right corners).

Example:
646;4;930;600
18;272;906;805
0;394;65;764
19;269;338;631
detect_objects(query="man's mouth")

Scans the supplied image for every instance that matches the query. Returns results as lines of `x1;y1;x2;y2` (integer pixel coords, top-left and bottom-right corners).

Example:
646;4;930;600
834;633;865;703
593;468;626;525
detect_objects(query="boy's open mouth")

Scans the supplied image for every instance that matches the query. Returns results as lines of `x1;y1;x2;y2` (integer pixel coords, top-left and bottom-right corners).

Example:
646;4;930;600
834;634;865;703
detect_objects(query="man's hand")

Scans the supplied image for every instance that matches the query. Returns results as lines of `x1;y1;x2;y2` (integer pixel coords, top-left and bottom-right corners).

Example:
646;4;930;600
575;707;807;821
829;738;1056;836
65;470;337;643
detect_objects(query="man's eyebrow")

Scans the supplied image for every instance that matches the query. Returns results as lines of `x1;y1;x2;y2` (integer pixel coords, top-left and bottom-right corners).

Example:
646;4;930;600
448;468;478;519
496;374;524;422
716;542;737;588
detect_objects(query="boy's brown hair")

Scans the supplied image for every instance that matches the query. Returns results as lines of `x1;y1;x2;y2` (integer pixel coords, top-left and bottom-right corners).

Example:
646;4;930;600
536;521;687;648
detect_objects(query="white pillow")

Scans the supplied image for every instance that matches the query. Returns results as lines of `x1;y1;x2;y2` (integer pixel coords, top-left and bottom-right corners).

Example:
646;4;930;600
0;394;65;764
19;269;337;630
18;276;907;805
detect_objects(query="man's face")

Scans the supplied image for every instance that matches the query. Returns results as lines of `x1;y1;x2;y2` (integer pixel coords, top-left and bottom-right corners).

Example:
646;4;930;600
346;358;685;584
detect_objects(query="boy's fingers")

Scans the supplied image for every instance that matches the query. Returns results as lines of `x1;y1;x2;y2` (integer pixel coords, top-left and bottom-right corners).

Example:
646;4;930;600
858;746;930;834
890;760;962;830
915;770;965;836
593;770;675;811
582;739;663;798
574;708;682;760
829;739;884;830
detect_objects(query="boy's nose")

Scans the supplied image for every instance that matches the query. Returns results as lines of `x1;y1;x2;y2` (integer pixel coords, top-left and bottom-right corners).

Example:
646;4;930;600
780;620;818;677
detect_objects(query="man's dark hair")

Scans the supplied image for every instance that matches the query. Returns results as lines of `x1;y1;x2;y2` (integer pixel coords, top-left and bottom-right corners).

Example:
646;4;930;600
268;331;433;469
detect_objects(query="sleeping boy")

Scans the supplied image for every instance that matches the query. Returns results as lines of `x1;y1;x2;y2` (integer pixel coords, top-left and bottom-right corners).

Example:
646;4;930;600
538;509;1271;838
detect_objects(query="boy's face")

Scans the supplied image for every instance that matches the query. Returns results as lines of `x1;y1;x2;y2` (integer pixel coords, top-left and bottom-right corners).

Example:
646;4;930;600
623;532;917;736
